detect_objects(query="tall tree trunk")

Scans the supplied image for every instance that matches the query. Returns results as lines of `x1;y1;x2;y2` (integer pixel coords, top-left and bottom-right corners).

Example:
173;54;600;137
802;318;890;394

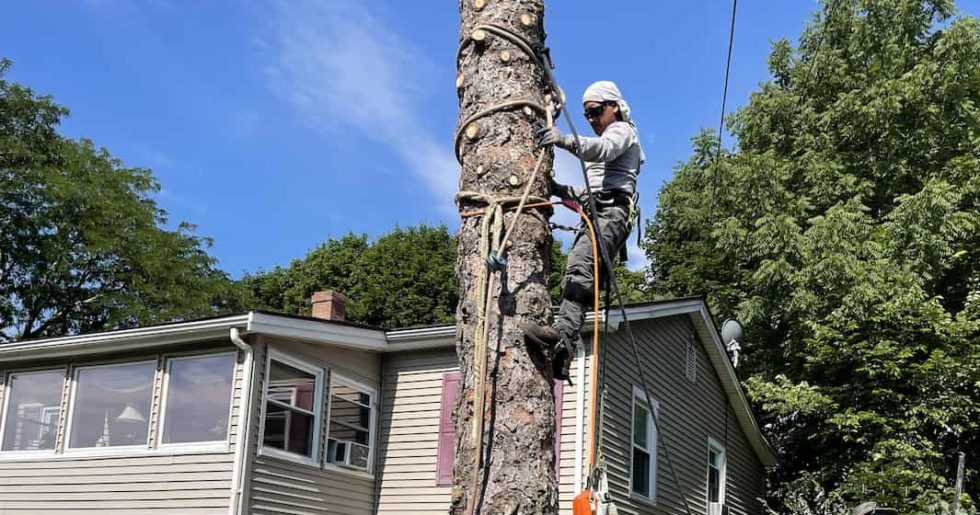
452;0;558;514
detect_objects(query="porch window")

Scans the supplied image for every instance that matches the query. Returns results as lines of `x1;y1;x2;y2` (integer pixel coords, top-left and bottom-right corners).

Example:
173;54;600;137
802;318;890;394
161;353;236;445
1;369;65;451
326;375;376;472
708;438;727;514
68;362;156;448
630;386;658;501
261;353;322;461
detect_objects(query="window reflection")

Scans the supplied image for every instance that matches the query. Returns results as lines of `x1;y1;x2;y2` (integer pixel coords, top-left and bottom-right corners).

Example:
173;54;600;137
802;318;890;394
1;370;64;451
162;354;235;444
262;359;318;457
69;362;155;448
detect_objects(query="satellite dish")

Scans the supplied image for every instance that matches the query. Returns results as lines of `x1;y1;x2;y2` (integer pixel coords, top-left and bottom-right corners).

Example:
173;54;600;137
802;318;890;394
721;319;744;369
721;319;743;346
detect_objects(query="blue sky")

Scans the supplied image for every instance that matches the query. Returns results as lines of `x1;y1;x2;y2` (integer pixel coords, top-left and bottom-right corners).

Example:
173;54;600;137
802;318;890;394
4;0;978;276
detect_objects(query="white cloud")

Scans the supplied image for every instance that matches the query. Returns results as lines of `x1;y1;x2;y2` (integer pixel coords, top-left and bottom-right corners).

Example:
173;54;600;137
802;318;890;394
265;0;457;212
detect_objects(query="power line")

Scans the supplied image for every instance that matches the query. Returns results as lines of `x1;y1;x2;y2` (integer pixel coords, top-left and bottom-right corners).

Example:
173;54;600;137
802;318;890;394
712;0;739;221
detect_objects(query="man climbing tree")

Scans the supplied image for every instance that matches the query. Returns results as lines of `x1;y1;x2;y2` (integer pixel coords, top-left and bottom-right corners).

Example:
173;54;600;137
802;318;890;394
452;0;560;513
524;80;644;381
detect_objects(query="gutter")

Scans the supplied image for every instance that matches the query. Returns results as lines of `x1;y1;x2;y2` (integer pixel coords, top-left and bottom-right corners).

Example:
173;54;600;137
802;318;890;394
228;327;254;515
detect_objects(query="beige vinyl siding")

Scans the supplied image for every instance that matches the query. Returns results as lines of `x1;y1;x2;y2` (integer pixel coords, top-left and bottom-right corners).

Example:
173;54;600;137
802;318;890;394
376;348;586;515
245;337;381;515
0;341;245;514
599;315;765;515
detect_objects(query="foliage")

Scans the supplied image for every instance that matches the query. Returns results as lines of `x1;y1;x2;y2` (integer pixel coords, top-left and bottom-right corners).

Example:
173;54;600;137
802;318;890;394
0;60;244;342
644;1;980;511
242;225;458;329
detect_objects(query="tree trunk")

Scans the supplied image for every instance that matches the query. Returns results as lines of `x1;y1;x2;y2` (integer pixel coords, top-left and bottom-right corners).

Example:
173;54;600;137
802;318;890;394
452;0;558;514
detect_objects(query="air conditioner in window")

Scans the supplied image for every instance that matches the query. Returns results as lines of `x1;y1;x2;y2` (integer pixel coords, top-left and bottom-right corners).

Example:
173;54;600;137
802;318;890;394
331;440;370;471
709;503;729;515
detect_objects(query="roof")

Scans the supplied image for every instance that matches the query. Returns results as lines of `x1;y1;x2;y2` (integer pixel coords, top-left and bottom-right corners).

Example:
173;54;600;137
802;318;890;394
0;297;776;467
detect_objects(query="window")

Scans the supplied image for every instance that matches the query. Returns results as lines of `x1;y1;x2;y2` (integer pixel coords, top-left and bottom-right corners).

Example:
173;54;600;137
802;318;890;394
326;375;376;472
435;374;563;485
68;362;156;449
708;438;727;514
161;353;236;445
1;370;65;451
630;386;658;501
261;353;322;461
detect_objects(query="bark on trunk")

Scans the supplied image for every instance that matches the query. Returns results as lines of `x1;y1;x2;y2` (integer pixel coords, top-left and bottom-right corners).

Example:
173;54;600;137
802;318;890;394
452;0;558;514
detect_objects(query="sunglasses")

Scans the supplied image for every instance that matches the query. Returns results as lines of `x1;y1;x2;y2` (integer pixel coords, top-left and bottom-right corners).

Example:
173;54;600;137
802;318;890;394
584;104;607;120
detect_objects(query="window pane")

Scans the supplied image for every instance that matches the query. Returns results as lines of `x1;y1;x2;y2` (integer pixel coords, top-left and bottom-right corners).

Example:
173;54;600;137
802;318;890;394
632;448;650;496
633;401;648;449
326;382;374;466
69;362;155;448
329;421;369;445
331;392;371;431
709;466;720;502
163;354;236;444
263;401;314;456
267;361;316;411
2;370;64;451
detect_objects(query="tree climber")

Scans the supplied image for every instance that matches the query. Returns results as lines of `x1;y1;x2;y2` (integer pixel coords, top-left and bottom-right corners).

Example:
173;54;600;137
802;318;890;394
524;80;645;380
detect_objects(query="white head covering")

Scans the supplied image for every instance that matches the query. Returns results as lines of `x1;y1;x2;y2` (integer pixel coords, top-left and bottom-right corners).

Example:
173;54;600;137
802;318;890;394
582;80;645;162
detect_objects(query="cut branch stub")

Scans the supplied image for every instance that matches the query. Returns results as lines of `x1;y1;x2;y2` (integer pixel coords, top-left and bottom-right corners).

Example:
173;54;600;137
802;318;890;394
465;123;481;141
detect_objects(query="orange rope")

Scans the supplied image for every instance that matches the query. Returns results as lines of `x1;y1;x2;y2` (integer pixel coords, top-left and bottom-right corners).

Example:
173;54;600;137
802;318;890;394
578;206;601;475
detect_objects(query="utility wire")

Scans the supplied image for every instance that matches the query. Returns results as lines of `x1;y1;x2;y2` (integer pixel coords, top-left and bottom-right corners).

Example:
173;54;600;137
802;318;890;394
712;0;739;222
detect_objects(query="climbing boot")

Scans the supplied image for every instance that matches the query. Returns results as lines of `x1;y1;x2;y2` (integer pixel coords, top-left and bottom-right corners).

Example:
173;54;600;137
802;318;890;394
521;322;561;351
552;333;576;382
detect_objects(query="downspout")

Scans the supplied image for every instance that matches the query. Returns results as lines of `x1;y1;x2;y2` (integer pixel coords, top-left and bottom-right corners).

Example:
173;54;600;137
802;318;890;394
228;327;254;515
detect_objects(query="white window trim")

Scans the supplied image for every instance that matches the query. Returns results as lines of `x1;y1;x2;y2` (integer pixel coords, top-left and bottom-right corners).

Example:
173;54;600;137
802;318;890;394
257;349;324;468
0;367;67;458
707;437;728;510
324;372;377;477
629;385;659;504
157;351;237;452
63;360;157;455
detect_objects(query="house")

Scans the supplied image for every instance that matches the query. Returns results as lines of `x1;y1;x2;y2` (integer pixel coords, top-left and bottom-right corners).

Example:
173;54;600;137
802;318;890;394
0;291;776;515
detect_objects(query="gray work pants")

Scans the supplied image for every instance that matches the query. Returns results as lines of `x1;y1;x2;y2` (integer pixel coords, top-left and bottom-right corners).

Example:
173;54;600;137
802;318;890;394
555;204;631;342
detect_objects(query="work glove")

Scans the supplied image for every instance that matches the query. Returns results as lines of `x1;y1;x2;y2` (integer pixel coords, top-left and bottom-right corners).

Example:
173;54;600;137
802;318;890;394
549;179;576;201
536;126;574;149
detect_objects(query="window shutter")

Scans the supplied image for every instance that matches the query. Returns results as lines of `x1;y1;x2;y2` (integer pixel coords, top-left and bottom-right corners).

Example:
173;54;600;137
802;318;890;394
436;372;461;485
436;374;563;485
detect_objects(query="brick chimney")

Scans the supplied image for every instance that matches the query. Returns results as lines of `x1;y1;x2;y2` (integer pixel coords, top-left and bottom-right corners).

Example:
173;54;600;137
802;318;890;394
311;290;347;322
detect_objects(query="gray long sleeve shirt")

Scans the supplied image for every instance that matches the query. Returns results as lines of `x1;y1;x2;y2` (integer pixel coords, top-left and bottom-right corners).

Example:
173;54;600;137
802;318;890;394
567;121;642;196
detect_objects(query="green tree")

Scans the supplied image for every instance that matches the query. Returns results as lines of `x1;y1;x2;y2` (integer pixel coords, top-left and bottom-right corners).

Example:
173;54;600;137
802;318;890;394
645;1;979;512
0;60;243;342
243;225;457;329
